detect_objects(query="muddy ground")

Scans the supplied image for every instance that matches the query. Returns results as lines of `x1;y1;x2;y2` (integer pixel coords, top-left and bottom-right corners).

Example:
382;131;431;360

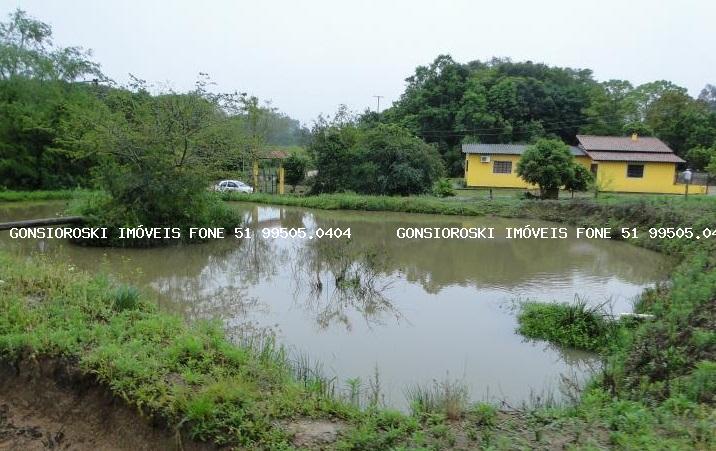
0;358;212;451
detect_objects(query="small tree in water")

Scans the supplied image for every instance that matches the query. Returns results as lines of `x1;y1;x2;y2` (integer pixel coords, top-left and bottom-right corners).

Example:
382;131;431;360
517;138;576;199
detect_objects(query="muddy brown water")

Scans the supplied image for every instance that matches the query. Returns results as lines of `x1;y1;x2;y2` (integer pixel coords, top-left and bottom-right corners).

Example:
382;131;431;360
0;201;674;410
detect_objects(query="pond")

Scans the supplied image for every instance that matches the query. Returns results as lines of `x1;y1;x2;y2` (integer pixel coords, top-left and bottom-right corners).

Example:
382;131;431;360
0;201;675;410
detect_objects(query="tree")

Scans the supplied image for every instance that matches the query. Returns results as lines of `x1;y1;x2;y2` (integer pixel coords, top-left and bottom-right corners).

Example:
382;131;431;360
351;124;444;195
622;121;654;137
581;80;636;135
697;84;716;112
283;151;309;192
309;114;444;196
64;76;243;245
0;9;100;81
308;108;362;194
686;146;716;171
706;154;716;178
516;138;575;199
630;81;687;121
564;164;593;197
645;91;716;156
385;56;594;175
0;9;103;189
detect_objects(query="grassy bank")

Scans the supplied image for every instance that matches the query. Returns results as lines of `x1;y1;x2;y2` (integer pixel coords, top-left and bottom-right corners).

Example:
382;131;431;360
0;189;82;202
221;191;527;217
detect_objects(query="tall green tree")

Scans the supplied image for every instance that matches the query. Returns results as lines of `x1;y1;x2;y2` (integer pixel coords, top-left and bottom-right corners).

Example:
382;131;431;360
581;80;636;135
309;112;444;195
0;9;103;189
698;84;716;112
0;9;100;81
516;138;576;199
62;75;248;245
645;90;716;156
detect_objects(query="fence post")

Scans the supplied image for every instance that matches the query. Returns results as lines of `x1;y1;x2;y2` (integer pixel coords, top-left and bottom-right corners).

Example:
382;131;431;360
279;163;285;195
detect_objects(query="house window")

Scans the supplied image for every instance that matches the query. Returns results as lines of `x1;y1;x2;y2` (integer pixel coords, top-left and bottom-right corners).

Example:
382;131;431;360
627;164;644;178
590;164;598;175
493;161;512;174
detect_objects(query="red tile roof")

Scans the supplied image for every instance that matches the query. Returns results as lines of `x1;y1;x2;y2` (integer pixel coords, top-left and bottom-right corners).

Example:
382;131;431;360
261;149;289;159
577;135;674;153
586;151;685;163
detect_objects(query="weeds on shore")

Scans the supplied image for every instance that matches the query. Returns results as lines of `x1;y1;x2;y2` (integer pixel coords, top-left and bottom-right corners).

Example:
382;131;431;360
516;297;620;352
406;377;469;420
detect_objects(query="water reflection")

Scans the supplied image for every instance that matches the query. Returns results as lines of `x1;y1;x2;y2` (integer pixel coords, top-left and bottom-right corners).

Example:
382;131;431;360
0;201;674;409
292;238;401;331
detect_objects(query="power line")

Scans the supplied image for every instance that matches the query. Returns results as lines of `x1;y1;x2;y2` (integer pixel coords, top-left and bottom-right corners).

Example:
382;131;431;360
400;104;704;138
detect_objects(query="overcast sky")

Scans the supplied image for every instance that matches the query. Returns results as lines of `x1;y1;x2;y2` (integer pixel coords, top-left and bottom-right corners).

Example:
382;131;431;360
3;0;715;124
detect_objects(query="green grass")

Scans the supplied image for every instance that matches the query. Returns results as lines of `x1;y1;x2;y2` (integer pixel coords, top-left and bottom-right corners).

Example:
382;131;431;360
517;298;619;352
222;191;527;217
0;189;83;202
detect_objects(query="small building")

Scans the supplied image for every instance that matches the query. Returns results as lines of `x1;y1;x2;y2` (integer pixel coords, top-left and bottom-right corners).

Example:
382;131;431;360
462;134;705;194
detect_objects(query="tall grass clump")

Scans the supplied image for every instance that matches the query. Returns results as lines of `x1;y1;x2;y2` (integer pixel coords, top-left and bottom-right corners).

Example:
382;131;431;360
406;378;469;420
517;298;618;352
110;284;141;311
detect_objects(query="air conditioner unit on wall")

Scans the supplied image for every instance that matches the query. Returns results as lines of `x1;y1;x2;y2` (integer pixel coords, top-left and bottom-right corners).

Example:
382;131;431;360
480;156;490;163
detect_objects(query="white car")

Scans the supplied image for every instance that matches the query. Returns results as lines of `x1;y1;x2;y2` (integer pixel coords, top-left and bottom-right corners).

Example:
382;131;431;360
214;180;253;193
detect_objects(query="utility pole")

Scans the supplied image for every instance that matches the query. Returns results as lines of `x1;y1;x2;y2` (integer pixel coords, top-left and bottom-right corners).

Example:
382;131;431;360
373;95;384;113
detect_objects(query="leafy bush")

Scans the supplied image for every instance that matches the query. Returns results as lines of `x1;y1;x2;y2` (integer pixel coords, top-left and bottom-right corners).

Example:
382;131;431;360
565;164;593;193
469;402;497;427
64;81;242;247
283;151;309;191
432;178;455;197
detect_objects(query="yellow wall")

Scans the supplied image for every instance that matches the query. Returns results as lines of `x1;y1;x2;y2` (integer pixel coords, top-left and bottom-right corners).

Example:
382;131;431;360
593;161;706;194
464;154;706;194
465;154;532;188
575;155;591;169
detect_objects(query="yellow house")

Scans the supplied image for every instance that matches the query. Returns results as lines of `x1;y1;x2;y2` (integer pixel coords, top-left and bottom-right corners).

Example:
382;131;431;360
463;135;705;194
